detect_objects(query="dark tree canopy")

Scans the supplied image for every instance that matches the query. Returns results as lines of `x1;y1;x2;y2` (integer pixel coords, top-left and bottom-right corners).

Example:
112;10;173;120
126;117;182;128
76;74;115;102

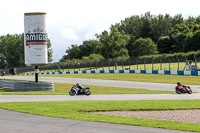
60;12;200;62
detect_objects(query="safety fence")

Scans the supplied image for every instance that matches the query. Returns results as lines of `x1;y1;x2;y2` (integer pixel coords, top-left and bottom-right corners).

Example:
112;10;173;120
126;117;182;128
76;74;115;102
1;57;200;75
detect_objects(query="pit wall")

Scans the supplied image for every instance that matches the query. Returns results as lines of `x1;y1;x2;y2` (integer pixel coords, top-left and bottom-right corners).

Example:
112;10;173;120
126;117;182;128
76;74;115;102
21;70;200;76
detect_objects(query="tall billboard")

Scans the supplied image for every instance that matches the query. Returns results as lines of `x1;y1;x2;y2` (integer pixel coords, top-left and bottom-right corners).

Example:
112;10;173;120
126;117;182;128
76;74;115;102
24;12;48;66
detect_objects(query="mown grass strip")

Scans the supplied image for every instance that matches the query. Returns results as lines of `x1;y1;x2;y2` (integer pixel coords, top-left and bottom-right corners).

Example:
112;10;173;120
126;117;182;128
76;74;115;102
0;82;174;95
0;100;200;132
38;73;200;85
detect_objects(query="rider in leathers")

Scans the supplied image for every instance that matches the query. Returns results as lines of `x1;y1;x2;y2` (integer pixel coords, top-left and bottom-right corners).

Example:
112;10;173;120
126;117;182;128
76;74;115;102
177;82;186;92
76;83;84;93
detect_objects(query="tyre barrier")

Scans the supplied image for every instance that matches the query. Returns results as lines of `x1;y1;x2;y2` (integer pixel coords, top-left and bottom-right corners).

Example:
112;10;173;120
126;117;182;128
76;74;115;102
0;79;3;88
0;79;54;91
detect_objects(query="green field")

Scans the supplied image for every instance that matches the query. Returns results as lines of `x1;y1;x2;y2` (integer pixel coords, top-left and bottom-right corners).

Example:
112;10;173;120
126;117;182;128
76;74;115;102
38;73;200;85
0;100;200;132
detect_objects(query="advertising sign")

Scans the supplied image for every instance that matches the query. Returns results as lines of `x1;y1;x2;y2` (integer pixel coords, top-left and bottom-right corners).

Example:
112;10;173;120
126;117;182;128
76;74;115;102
24;12;48;66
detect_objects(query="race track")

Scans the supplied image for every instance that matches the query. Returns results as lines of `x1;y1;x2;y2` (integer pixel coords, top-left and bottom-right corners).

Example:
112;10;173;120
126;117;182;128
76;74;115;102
1;76;200;92
0;109;193;133
0;76;199;133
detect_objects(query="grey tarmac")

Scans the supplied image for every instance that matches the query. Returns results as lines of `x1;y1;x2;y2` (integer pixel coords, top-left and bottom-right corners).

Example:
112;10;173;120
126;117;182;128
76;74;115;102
1;94;200;102
1;76;200;92
0;109;195;133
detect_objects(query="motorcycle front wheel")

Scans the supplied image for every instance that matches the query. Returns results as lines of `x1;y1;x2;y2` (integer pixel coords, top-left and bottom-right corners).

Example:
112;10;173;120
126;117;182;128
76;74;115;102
69;89;76;96
176;89;181;94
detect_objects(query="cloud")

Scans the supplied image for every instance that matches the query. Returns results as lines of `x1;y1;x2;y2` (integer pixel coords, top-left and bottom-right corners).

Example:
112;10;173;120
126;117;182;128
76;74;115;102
60;28;80;41
1;0;200;62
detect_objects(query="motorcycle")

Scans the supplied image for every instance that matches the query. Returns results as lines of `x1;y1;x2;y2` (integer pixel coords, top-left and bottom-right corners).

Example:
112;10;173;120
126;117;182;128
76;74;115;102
69;85;91;96
175;85;192;94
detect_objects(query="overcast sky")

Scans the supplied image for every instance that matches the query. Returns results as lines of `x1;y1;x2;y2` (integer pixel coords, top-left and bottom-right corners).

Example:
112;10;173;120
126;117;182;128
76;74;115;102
1;0;200;62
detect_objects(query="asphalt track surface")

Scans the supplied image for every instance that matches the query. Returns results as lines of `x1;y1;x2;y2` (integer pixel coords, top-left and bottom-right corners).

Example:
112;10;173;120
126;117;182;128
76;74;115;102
1;76;200;92
0;76;199;133
0;109;193;133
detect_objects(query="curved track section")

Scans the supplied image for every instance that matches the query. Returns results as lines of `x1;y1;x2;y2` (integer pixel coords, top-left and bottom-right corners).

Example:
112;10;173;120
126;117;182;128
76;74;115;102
1;76;200;92
0;109;194;133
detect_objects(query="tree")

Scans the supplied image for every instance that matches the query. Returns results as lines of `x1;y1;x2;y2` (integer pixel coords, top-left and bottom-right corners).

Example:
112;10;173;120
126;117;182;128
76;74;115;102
0;34;24;69
185;30;200;52
96;27;130;59
60;12;200;61
82;54;104;63
79;40;102;57
170;23;190;52
47;38;53;62
157;36;173;53
132;38;158;57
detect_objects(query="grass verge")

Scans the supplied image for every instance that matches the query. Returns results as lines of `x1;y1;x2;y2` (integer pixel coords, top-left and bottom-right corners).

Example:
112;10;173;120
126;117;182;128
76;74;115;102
38;73;200;85
0;82;174;95
0;100;200;132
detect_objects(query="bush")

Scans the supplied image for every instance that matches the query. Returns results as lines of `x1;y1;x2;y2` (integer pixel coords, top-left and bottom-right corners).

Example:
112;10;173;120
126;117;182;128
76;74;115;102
82;54;104;63
139;51;199;60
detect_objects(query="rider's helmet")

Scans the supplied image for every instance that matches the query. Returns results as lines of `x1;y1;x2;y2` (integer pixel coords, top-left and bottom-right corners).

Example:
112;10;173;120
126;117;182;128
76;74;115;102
76;83;79;87
177;82;182;86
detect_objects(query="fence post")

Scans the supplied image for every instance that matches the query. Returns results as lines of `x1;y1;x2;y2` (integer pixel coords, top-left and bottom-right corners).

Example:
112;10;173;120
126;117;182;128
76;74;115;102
122;60;124;70
102;60;104;70
78;62;80;71
47;64;49;72
152;58;154;70
159;58;162;70
115;61;118;70
83;63;85;70
168;58;171;70
144;58;146;70
129;59;131;70
177;57;179;71
62;63;64;72
136;58;138;70
194;57;197;70
109;60;110;70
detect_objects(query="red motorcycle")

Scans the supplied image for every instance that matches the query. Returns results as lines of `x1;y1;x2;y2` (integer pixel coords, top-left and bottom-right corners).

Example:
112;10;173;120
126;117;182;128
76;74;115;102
175;85;192;94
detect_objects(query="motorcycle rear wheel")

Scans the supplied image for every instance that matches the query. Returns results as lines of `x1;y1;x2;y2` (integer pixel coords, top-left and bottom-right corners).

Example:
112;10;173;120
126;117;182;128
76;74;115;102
188;89;192;94
85;90;91;96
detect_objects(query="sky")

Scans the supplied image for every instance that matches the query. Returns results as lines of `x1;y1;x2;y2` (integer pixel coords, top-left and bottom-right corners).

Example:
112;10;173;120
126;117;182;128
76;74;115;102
1;0;200;62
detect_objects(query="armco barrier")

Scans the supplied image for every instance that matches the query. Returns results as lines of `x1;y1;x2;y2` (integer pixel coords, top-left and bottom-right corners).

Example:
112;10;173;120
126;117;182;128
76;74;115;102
21;70;200;76
0;79;3;88
1;80;54;91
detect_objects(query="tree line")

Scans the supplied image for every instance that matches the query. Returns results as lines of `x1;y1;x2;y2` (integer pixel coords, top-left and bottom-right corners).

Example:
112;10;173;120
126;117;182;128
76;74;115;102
1;12;200;70
60;12;200;62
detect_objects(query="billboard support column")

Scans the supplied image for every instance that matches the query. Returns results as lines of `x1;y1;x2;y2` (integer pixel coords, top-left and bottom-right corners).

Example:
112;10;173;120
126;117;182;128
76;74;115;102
35;66;39;82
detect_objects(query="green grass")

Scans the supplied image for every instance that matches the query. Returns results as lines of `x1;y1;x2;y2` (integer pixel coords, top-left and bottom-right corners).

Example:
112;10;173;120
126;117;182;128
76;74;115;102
38;73;200;85
0;100;200;132
0;82;174;95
